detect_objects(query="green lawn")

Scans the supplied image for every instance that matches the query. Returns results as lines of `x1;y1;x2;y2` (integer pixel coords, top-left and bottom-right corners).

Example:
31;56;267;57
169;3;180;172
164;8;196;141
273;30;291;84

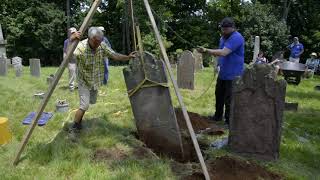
0;66;319;179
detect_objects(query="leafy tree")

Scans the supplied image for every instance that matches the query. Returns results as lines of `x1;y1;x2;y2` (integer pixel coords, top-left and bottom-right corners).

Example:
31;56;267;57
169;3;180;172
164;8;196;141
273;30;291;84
1;0;66;65
239;2;289;62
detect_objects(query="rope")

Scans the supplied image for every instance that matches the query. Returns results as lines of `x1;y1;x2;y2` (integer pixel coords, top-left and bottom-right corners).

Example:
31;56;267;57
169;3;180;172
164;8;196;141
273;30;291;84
185;67;217;106
150;8;198;48
148;8;217;101
127;53;169;97
133;8;217;101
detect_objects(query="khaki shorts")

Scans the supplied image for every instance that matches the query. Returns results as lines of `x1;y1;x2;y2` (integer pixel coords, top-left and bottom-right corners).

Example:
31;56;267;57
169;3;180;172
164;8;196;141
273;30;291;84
78;83;98;111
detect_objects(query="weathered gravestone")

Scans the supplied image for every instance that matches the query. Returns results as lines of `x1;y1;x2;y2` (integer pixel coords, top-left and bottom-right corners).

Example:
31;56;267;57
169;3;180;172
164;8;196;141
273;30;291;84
29;58;41;77
229;64;287;160
193;49;203;72
123;52;190;161
12;56;23;77
0;56;7;76
253;36;260;63
177;50;195;90
0;24;6;59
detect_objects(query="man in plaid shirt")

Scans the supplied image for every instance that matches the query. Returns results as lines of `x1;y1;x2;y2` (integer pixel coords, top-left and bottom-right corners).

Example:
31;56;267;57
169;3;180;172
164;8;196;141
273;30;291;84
69;27;136;137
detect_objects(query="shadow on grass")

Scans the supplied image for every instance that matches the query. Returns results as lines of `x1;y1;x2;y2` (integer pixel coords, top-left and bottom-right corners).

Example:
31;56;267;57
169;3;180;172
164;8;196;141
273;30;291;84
25;116;138;165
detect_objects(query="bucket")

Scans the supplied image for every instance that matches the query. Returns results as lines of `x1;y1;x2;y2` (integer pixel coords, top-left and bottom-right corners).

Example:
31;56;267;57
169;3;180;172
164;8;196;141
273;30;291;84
56;100;69;113
0;117;12;145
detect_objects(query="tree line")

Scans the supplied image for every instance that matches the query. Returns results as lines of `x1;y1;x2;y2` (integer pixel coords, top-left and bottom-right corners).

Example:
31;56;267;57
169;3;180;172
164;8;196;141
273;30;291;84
0;0;319;66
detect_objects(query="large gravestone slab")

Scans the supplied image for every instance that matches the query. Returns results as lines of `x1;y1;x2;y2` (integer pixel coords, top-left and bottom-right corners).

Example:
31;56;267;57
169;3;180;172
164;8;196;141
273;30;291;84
0;56;7;76
193;49;203;72
29;58;41;77
177;50;195;90
229;64;286;160
123;51;186;161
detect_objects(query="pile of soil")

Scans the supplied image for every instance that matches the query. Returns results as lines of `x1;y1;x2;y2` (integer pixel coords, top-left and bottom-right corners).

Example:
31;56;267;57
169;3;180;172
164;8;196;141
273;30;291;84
174;108;224;134
175;156;283;180
135;109;224;162
132;146;158;159
93;148;128;162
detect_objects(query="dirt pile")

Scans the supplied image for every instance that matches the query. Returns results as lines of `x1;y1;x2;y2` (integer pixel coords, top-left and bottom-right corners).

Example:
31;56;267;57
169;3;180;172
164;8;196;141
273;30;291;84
175;156;283;180
136;109;224;162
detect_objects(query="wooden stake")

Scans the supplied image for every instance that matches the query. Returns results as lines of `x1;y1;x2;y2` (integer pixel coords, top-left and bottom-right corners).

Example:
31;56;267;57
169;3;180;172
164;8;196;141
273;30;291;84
13;0;102;166
142;0;211;179
136;26;143;53
129;0;137;51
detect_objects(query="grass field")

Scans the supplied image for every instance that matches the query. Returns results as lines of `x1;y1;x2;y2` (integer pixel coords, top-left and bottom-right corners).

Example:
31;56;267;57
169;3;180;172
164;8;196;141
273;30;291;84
0;66;319;179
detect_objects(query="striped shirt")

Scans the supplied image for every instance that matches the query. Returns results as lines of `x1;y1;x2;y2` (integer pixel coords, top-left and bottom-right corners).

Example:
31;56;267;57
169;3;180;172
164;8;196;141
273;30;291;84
74;39;115;89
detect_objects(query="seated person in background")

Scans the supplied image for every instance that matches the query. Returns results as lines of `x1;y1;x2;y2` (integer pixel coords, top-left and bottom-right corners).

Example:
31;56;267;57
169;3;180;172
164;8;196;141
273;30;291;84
304;52;319;78
255;51;268;64
269;51;286;75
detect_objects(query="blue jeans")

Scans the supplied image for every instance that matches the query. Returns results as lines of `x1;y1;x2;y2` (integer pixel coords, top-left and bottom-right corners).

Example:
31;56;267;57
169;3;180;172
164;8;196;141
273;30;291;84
103;59;109;85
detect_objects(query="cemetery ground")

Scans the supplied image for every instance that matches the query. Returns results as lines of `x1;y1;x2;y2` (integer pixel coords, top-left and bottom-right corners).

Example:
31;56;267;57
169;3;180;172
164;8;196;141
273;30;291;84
0;66;319;180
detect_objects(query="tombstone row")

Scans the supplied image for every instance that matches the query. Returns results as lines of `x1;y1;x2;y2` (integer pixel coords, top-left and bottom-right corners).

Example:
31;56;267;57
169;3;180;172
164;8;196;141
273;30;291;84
0;57;41;77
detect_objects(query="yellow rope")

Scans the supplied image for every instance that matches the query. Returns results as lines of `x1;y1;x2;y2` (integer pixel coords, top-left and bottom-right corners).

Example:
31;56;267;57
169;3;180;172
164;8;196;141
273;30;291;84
127;53;169;97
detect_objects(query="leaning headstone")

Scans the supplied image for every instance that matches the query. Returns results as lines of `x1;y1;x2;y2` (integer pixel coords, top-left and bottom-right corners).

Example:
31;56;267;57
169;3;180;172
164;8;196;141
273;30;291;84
177;50;195;90
0;24;7;59
123;51;186;161
193;49;203;72
12;56;23;77
29;58;41;77
229;64;287;160
0;56;7;76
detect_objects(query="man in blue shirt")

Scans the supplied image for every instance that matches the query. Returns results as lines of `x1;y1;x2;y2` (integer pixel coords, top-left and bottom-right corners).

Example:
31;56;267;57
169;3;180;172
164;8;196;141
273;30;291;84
288;37;304;63
198;17;245;125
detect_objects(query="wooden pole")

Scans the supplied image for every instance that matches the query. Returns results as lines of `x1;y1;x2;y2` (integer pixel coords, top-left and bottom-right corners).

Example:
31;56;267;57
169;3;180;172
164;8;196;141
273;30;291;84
136;26;143;53
129;0;137;51
13;0;102;166
142;0;210;179
125;0;131;53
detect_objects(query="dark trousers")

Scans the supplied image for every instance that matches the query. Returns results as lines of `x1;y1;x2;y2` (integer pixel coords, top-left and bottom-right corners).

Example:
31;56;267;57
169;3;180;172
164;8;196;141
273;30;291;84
214;78;233;124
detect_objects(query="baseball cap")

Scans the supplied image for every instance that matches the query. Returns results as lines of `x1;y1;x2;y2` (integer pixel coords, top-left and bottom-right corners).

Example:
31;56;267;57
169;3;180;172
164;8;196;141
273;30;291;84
98;26;105;32
220;17;235;28
311;52;317;57
69;27;77;34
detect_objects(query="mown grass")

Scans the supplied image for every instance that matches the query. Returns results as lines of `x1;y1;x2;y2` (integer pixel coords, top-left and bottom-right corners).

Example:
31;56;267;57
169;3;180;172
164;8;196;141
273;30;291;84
0;66;319;179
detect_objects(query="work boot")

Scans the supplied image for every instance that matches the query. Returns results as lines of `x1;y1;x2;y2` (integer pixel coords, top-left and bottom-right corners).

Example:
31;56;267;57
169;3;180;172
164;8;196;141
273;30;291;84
68;123;82;142
209;115;223;122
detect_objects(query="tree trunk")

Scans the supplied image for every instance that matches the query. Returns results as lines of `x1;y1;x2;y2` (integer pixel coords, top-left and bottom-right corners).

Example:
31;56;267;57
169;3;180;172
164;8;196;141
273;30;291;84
66;0;70;31
282;0;292;23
